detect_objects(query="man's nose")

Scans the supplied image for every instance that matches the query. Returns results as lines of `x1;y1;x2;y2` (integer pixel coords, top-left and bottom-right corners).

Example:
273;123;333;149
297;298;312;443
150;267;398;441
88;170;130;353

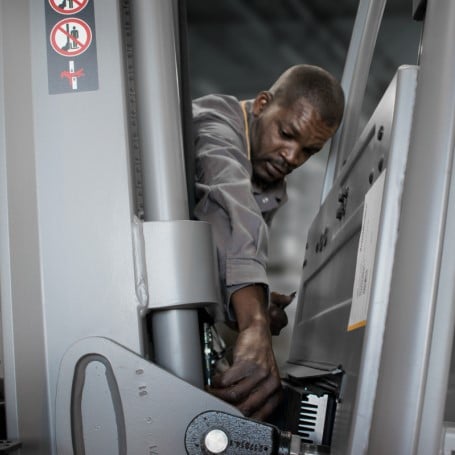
282;146;302;168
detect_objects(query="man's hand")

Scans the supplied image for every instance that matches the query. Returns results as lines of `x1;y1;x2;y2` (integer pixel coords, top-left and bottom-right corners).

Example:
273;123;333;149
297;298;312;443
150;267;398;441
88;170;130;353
209;285;282;420
268;291;295;336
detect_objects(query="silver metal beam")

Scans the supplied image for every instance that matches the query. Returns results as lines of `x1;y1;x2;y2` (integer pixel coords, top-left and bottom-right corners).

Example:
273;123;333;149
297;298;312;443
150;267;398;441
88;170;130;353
368;0;455;452
131;0;188;222
0;1;51;450
346;66;418;455
130;0;204;387
321;0;387;201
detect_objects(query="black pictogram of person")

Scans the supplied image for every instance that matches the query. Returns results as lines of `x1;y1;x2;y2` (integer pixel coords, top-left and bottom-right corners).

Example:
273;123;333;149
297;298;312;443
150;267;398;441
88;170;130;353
58;0;75;9
70;26;79;49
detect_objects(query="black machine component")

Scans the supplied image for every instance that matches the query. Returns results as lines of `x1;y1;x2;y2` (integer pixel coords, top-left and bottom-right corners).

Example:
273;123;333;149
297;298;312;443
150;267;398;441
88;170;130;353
185;411;291;455
202;322;227;387
271;368;343;448
185;411;330;455
0;441;21;454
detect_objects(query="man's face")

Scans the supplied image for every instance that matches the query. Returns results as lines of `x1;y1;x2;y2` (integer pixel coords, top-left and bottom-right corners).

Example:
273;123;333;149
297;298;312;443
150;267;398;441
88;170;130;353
250;93;337;185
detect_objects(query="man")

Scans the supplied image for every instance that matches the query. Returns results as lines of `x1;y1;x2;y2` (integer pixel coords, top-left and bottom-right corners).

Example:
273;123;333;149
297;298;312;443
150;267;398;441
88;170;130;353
192;64;344;420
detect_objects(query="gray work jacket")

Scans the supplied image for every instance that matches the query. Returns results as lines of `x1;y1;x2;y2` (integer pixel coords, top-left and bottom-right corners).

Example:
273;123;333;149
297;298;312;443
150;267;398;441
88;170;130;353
192;94;287;321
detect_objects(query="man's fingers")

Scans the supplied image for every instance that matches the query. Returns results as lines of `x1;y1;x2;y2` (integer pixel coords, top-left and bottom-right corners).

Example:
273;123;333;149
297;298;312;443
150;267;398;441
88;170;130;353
269;308;288;336
237;375;282;417
270;291;296;308
211;361;256;388
250;389;283;421
211;370;282;419
208;322;282;420
209;377;257;405
210;363;267;404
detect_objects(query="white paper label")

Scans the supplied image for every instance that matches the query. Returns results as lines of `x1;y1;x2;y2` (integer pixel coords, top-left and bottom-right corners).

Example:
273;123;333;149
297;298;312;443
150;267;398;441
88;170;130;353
348;170;386;331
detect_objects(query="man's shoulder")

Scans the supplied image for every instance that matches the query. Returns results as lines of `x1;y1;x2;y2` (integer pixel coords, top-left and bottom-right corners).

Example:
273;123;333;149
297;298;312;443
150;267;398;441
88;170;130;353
193;94;240;110
192;94;243;125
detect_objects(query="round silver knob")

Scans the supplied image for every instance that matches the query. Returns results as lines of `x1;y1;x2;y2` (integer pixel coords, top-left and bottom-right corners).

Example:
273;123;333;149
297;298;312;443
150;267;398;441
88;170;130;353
204;428;229;454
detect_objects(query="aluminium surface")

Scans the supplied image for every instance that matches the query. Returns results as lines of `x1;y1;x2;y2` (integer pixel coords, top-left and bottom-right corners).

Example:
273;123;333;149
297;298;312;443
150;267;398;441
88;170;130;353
368;0;455;452
286;66;417;454
0;1;229;453
322;0;387;199
0;2;143;451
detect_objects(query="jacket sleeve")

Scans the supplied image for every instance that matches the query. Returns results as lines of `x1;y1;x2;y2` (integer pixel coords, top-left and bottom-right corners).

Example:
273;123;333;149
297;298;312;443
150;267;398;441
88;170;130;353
193;117;270;319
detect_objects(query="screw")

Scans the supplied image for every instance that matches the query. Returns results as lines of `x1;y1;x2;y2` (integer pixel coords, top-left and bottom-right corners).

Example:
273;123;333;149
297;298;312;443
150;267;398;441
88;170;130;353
369;171;374;184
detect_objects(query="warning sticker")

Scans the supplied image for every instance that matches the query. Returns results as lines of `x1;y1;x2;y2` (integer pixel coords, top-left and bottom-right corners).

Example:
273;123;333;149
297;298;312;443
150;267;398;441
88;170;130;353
49;0;89;15
45;0;98;94
348;170;386;331
50;18;92;57
60;60;85;90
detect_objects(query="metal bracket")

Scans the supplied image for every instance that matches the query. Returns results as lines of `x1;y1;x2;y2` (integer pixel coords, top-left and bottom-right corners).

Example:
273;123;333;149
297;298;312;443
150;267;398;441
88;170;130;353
133;219;222;313
55;337;240;454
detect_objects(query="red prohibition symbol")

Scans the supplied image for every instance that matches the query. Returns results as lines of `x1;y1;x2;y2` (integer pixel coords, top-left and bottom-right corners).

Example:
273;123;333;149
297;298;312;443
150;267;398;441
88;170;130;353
49;0;89;15
50;18;92;57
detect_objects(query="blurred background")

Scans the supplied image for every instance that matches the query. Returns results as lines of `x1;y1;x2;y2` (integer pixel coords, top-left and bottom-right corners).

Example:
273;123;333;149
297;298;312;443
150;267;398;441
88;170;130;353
185;0;422;366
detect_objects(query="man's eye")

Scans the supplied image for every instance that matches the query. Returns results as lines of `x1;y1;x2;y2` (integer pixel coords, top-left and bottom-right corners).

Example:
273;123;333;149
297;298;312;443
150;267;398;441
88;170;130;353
280;129;292;139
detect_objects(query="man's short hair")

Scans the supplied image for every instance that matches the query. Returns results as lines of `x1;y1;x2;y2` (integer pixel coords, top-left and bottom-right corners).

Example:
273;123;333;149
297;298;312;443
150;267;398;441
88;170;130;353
269;64;345;128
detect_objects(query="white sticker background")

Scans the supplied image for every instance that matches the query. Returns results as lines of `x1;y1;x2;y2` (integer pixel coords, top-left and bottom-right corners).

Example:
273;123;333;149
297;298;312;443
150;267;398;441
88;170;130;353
348;170;386;331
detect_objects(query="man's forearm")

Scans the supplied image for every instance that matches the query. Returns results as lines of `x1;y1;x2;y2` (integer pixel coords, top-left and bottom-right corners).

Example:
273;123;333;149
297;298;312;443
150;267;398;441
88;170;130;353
230;284;269;331
211;283;282;420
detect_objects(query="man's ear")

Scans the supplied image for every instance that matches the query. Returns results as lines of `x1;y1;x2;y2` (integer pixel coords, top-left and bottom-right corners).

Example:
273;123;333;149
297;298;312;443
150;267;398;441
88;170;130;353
252;91;273;116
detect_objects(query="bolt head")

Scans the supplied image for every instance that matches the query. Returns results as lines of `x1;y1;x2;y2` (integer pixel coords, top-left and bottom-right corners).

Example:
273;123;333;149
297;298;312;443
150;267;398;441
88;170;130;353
204;429;229;454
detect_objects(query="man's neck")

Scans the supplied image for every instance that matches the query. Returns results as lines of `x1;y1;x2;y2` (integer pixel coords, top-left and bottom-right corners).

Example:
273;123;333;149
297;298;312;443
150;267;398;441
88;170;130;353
252;174;284;192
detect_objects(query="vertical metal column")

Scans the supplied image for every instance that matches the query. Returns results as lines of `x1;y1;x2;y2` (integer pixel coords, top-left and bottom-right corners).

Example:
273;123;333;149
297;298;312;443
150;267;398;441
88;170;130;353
368;0;455;453
321;0;387;201
130;0;204;387
345;66;418;455
0;2;51;450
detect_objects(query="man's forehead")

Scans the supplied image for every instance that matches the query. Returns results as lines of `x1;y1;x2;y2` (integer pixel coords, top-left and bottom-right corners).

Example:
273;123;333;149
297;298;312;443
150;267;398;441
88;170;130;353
280;98;319;125
289;96;317;114
280;99;336;143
